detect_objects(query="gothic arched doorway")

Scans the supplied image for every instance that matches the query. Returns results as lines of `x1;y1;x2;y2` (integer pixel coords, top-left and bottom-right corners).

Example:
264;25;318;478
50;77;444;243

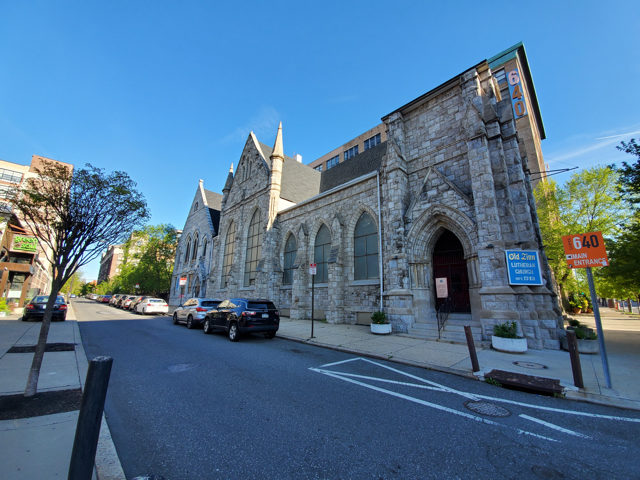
433;230;470;313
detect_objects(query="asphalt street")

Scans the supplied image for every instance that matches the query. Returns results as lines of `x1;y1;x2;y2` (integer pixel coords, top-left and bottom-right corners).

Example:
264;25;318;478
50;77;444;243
75;299;640;479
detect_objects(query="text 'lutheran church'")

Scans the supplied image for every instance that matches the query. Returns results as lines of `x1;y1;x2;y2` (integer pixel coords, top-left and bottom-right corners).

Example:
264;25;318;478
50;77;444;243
170;43;564;350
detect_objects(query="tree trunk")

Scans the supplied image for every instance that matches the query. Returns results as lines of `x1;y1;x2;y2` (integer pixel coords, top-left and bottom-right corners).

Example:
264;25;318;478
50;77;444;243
24;280;63;397
628;298;633;313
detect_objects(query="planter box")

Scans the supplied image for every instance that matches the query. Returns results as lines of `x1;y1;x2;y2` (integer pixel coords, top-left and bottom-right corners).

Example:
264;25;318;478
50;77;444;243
371;323;392;335
561;336;600;355
491;335;528;354
572;308;582;314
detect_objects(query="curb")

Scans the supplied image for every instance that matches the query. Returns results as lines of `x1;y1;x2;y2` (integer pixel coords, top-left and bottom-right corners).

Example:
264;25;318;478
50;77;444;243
276;332;640;412
72;304;126;480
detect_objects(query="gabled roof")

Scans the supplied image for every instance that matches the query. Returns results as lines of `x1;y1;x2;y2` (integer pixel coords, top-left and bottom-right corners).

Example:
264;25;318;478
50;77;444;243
258;142;322;204
320;141;386;193
202;189;223;233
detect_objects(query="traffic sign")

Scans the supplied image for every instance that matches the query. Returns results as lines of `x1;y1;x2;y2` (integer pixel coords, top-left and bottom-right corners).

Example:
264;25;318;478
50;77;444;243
562;231;609;269
309;263;317;275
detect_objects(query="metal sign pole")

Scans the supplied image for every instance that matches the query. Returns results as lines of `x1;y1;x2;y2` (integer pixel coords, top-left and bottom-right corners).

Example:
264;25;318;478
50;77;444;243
311;273;315;338
586;267;612;388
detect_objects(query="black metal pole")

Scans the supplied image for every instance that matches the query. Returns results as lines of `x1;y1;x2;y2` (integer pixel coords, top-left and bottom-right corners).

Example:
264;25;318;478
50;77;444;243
311;274;315;338
566;330;584;389
464;326;480;372
586;267;612;388
68;356;113;480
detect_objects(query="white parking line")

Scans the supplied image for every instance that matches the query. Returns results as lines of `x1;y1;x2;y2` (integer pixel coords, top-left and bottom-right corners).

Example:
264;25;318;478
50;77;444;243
519;414;591;438
311;367;558;443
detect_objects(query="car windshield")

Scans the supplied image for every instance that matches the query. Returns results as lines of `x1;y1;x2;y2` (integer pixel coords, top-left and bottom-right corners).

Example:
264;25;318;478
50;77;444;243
33;296;65;304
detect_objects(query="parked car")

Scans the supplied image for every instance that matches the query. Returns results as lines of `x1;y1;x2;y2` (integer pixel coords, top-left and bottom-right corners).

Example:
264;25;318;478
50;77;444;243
109;294;123;306
70;294;76;298
122;296;137;309
100;295;112;303
128;296;147;311
134;298;169;315
116;295;133;308
173;298;222;329
23;295;68;322
202;298;279;341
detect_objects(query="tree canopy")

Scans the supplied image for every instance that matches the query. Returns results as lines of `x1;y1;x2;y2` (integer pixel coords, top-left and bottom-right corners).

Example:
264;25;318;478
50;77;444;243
534;165;630;300
12;160;149;396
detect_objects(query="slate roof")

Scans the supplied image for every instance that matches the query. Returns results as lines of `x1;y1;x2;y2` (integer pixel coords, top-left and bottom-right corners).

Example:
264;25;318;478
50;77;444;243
319;141;386;193
203;189;223;234
258;142;322;204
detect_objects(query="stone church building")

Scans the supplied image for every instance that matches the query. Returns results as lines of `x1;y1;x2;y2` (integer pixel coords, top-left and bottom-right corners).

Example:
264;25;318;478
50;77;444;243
170;43;563;350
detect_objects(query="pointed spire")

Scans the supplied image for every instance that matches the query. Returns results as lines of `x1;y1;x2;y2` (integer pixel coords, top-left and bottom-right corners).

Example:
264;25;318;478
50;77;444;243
223;163;234;193
271;122;284;161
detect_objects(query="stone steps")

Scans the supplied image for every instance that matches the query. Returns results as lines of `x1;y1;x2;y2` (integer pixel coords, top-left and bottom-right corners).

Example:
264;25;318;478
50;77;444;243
407;318;489;347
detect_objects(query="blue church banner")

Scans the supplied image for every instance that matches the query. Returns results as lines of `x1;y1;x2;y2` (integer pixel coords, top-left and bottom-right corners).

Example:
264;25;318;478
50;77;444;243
505;250;544;286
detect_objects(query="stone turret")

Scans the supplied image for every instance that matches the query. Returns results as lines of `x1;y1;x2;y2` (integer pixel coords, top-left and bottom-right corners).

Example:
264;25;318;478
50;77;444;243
222;163;234;205
267;122;284;228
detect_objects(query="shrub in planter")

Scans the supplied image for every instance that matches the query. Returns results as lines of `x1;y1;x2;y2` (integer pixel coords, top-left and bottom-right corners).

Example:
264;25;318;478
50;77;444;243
370;310;392;335
0;298;10;317
492;321;527;353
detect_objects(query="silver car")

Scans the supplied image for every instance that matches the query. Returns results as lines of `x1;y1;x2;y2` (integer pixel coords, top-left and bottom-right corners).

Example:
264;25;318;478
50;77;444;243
173;298;222;329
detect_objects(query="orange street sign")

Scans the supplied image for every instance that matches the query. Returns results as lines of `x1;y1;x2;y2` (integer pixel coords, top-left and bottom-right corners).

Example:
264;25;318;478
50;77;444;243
562;231;609;269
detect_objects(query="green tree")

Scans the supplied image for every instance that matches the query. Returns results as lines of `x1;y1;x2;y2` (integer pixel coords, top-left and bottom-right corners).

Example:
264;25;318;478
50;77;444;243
11;161;149;396
119;224;177;297
614;139;640;205
80;281;96;296
534;165;630;302
62;270;85;297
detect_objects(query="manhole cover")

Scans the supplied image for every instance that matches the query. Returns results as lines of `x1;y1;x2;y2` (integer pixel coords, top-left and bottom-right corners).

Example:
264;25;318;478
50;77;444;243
463;400;511;417
513;361;548;369
167;363;198;373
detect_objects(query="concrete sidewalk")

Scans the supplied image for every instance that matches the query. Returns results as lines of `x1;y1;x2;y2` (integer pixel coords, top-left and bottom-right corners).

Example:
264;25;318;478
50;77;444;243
277;307;640;411
0;302;125;480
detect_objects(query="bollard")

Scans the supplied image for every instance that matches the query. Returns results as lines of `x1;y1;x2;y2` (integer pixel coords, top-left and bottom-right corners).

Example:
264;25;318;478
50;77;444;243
566;331;584;389
68;356;113;480
464;326;480;373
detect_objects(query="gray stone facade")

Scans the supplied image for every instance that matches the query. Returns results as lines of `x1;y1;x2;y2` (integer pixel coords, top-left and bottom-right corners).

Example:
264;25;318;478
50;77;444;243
171;43;563;350
169;180;222;306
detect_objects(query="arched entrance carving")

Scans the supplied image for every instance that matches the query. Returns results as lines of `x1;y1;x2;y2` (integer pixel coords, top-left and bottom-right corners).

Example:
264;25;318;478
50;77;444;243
432;230;471;313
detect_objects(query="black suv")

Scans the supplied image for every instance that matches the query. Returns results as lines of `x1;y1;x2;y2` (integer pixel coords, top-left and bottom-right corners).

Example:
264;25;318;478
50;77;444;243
203;298;279;341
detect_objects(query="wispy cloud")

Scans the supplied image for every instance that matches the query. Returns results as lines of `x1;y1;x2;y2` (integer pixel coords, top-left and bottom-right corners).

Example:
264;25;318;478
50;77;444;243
595;131;640;140
218;106;280;144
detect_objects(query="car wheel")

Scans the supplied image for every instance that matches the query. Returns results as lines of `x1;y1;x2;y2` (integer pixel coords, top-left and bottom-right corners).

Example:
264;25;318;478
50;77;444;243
61;315;66;322
203;318;212;334
21;315;29;322
187;315;194;329
173;313;178;325
264;331;276;339
228;322;239;342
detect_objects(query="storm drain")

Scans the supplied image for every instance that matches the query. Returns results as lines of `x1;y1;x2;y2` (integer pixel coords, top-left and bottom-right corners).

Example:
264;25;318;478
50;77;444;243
463;400;511;417
166;363;199;373
513;361;548;370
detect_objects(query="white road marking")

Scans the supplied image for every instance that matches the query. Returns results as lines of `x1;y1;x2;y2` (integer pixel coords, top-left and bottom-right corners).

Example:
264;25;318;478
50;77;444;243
317;370;447;392
311;367;558;443
519;414;591;439
318;358;362;368
359;357;480;401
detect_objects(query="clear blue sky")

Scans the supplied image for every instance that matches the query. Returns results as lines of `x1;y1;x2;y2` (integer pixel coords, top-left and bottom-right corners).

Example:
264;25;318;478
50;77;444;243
1;1;639;281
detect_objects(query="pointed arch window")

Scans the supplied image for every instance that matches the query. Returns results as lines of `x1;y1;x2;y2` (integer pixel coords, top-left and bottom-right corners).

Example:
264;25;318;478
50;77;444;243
221;222;236;288
192;233;199;261
184;237;191;263
244;209;263;286
314;225;331;283
202;238;207;259
283;234;297;285
354;212;379;280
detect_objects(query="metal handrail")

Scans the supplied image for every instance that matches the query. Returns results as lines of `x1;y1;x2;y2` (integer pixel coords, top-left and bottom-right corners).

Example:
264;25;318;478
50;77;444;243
437;296;454;339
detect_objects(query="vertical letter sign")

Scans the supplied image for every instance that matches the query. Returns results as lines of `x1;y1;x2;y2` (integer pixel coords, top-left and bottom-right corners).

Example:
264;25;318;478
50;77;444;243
508;68;528;119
